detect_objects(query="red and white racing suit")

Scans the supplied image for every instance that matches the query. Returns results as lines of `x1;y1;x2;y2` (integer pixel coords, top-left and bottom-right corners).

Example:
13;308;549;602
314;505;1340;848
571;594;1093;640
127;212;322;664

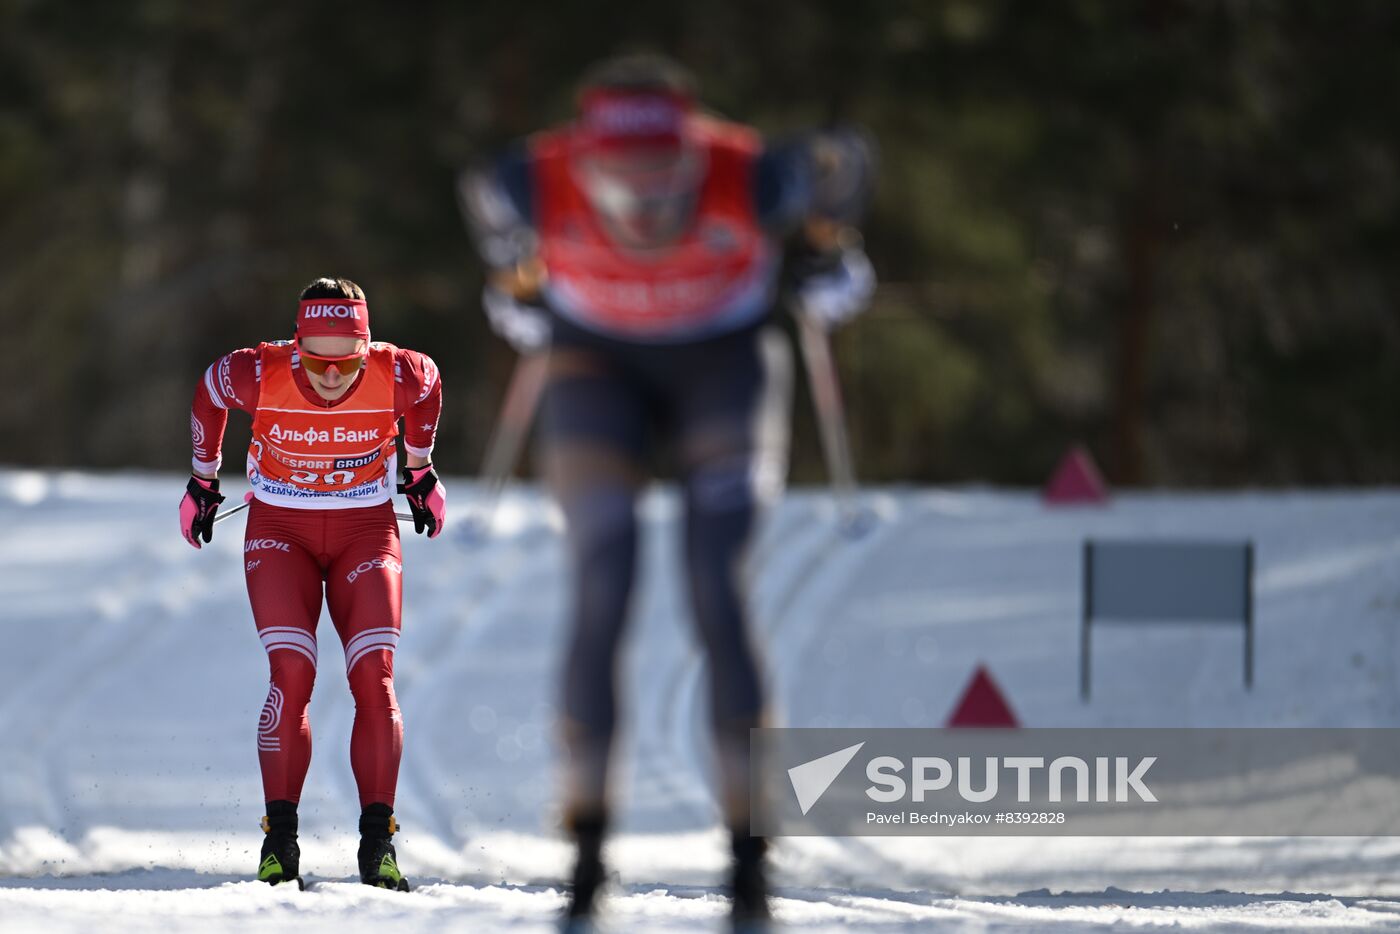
190;341;441;807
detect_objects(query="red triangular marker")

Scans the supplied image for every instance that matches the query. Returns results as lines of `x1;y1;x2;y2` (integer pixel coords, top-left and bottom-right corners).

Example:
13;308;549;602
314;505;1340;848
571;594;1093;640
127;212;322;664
1043;444;1109;506
946;665;1019;728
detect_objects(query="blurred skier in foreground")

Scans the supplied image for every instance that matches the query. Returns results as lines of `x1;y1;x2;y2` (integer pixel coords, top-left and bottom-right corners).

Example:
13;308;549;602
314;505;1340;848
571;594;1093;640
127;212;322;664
180;277;447;890
461;53;874;930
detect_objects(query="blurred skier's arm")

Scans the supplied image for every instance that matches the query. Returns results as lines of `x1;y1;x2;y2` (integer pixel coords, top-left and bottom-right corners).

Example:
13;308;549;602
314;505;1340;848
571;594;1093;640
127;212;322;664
788;229;876;330
457;145;538;278
457;148;552;353
758;128;878;330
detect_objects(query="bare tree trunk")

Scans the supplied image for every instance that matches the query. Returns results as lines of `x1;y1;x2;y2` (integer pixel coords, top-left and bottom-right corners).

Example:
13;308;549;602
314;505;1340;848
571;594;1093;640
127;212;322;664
1110;0;1176;486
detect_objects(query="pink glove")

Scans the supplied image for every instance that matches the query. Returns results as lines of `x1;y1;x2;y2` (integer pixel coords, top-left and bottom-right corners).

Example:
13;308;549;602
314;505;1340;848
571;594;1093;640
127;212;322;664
180;475;225;549
397;464;446;538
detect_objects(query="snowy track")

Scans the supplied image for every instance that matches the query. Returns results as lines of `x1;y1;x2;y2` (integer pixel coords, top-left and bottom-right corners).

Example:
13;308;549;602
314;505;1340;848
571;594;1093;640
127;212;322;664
2;471;1400;931
8;876;1400;933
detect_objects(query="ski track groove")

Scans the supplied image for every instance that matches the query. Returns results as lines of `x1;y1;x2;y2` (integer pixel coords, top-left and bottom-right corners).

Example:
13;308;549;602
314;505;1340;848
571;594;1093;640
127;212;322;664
7;541;240;849
750;500;955;893
658;494;924;896
398;555;539;859
645;496;838;838
381;555;498;858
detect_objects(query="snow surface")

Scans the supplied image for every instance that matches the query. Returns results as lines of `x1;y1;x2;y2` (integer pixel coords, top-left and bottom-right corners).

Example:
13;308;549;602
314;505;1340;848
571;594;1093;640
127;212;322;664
2;469;1400;931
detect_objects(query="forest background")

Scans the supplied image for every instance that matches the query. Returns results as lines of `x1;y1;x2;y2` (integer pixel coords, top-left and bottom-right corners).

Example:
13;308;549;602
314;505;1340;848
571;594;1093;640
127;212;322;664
3;1;1395;486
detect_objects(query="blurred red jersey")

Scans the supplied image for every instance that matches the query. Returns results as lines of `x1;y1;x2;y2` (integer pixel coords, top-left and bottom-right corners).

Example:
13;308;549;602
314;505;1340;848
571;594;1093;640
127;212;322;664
531;115;778;341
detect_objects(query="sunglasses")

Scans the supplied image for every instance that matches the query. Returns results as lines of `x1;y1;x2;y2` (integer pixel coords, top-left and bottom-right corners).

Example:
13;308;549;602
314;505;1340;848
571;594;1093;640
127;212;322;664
297;342;367;376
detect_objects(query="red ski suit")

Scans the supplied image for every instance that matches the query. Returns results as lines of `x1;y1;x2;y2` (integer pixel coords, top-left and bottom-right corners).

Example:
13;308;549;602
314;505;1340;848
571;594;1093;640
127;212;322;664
191;342;441;807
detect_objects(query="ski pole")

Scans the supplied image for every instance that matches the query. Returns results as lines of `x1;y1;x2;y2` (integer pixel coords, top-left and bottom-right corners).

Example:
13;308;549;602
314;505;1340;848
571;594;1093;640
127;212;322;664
214;496;413;527
458;349;549;543
795;313;872;537
212;493;253;525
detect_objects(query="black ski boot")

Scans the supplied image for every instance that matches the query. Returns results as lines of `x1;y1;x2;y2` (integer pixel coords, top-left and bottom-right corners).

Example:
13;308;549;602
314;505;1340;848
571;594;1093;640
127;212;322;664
560;811;607;932
357;803;409;891
730;834;771;933
257;800;303;889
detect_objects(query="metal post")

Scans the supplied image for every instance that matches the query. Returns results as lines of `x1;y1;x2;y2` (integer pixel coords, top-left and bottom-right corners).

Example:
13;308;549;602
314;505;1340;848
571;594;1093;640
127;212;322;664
1244;541;1254;689
1081;539;1094;701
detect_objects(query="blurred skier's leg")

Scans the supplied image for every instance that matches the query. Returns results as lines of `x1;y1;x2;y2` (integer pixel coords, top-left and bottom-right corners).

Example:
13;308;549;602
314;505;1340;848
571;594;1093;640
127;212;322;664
541;348;648;920
675;327;791;927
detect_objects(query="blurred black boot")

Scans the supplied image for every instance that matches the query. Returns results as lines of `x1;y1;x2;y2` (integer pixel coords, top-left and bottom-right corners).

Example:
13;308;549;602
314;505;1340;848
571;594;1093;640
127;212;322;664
560;811;607;932
730;833;771;932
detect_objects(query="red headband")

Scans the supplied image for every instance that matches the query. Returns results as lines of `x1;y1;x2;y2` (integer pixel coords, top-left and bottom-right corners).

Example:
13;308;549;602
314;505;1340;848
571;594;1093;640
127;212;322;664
578;89;692;152
297;298;370;340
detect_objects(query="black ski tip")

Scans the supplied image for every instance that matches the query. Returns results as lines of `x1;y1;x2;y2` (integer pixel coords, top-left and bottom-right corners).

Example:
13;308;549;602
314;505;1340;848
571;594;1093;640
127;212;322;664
731;922;771;934
294;876;306;891
558;917;601;934
397;877;411;892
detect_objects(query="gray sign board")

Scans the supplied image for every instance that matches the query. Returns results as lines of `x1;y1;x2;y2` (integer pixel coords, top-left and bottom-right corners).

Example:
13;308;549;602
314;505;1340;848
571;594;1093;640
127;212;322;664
1083;540;1254;697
